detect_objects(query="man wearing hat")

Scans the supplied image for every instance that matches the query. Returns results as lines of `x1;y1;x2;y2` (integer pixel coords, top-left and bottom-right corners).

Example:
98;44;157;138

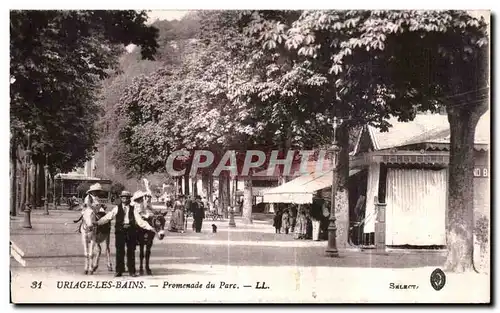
95;190;155;277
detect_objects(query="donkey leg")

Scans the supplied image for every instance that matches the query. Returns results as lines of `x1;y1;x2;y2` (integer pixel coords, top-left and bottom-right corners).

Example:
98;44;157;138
139;242;144;275
88;240;95;275
145;241;152;275
82;235;89;275
92;243;101;273
106;236;113;271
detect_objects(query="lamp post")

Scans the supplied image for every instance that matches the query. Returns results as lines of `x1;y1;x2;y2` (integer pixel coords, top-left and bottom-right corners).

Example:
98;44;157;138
326;117;341;257
22;131;33;229
44;159;49;215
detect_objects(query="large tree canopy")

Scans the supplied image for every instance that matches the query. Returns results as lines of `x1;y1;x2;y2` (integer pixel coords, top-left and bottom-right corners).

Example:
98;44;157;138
10;10;159;173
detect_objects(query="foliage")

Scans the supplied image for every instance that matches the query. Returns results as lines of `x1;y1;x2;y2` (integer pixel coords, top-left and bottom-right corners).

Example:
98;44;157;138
10;10;159;174
110;182;126;197
76;182;91;197
240;10;488;130
149;183;163;197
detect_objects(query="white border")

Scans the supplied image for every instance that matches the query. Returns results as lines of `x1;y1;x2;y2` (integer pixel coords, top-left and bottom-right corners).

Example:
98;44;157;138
3;1;497;312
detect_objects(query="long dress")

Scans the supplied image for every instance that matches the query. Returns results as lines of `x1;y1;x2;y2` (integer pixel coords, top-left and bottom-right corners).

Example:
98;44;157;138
295;213;307;239
169;200;185;232
281;212;290;234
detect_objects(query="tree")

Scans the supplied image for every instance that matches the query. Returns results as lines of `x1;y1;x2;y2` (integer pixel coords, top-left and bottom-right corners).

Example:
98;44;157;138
76;182;91;198
113;11;358;224
10;10;159;213
240;10;489;271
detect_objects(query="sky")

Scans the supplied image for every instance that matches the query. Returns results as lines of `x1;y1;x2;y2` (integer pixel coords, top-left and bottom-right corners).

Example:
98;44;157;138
126;10;189;51
146;10;189;23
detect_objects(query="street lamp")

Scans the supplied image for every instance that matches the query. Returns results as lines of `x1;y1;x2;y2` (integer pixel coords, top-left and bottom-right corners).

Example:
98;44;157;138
326;117;342;257
22;131;33;229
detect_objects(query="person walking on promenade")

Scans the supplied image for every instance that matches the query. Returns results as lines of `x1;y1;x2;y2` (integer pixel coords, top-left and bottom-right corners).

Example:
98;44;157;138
192;195;205;233
273;209;283;234
289;205;297;233
281;209;291;234
169;194;185;233
95;191;155;277
295;208;307;239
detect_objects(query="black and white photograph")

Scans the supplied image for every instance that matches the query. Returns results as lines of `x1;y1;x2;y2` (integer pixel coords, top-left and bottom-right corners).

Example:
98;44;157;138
8;6;491;304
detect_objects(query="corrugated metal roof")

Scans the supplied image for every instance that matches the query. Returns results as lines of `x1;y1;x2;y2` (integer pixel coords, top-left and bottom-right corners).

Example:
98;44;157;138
366;112;490;152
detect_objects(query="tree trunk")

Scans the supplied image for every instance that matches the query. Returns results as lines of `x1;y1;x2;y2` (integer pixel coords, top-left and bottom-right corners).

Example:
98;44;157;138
10;137;17;216
218;175;230;218
232;177;238;211
335;125;350;249
16;164;21;212
29;159;35;208
184;172;190;196
208;175;213;203
242;176;253;224
19;164;26;212
217;176;223;214
201;173;209;198
33;162;38;207
192;177;198;197
36;161;45;207
177;176;183;196
444;107;483;272
225;175;230;218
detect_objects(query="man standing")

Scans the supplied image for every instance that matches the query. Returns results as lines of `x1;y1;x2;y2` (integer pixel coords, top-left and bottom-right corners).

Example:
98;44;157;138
192;195;205;233
96;190;155;277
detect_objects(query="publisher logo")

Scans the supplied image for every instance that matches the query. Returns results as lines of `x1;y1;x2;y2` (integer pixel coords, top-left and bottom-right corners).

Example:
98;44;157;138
430;268;446;291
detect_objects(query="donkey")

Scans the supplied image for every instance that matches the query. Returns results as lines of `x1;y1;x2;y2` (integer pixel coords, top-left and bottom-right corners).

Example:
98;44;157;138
74;205;113;274
137;210;167;275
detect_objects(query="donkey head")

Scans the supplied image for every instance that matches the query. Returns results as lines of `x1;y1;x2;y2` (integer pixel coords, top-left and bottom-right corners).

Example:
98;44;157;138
152;210;168;240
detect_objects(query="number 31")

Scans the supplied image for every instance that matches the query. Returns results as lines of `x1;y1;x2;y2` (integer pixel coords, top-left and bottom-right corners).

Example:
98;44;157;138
31;281;42;289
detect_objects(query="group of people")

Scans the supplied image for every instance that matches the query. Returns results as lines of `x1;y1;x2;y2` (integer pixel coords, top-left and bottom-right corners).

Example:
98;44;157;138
80;183;157;277
168;194;208;233
273;199;330;241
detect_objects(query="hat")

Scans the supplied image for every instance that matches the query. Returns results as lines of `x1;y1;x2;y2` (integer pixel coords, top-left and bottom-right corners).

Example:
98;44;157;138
119;191;132;198
87;183;103;194
132;190;145;202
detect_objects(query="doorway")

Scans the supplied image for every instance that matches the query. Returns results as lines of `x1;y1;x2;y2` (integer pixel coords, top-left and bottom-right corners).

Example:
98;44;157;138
348;169;368;246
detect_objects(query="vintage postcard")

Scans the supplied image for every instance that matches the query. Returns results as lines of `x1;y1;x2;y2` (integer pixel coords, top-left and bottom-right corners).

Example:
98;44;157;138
9;8;490;304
